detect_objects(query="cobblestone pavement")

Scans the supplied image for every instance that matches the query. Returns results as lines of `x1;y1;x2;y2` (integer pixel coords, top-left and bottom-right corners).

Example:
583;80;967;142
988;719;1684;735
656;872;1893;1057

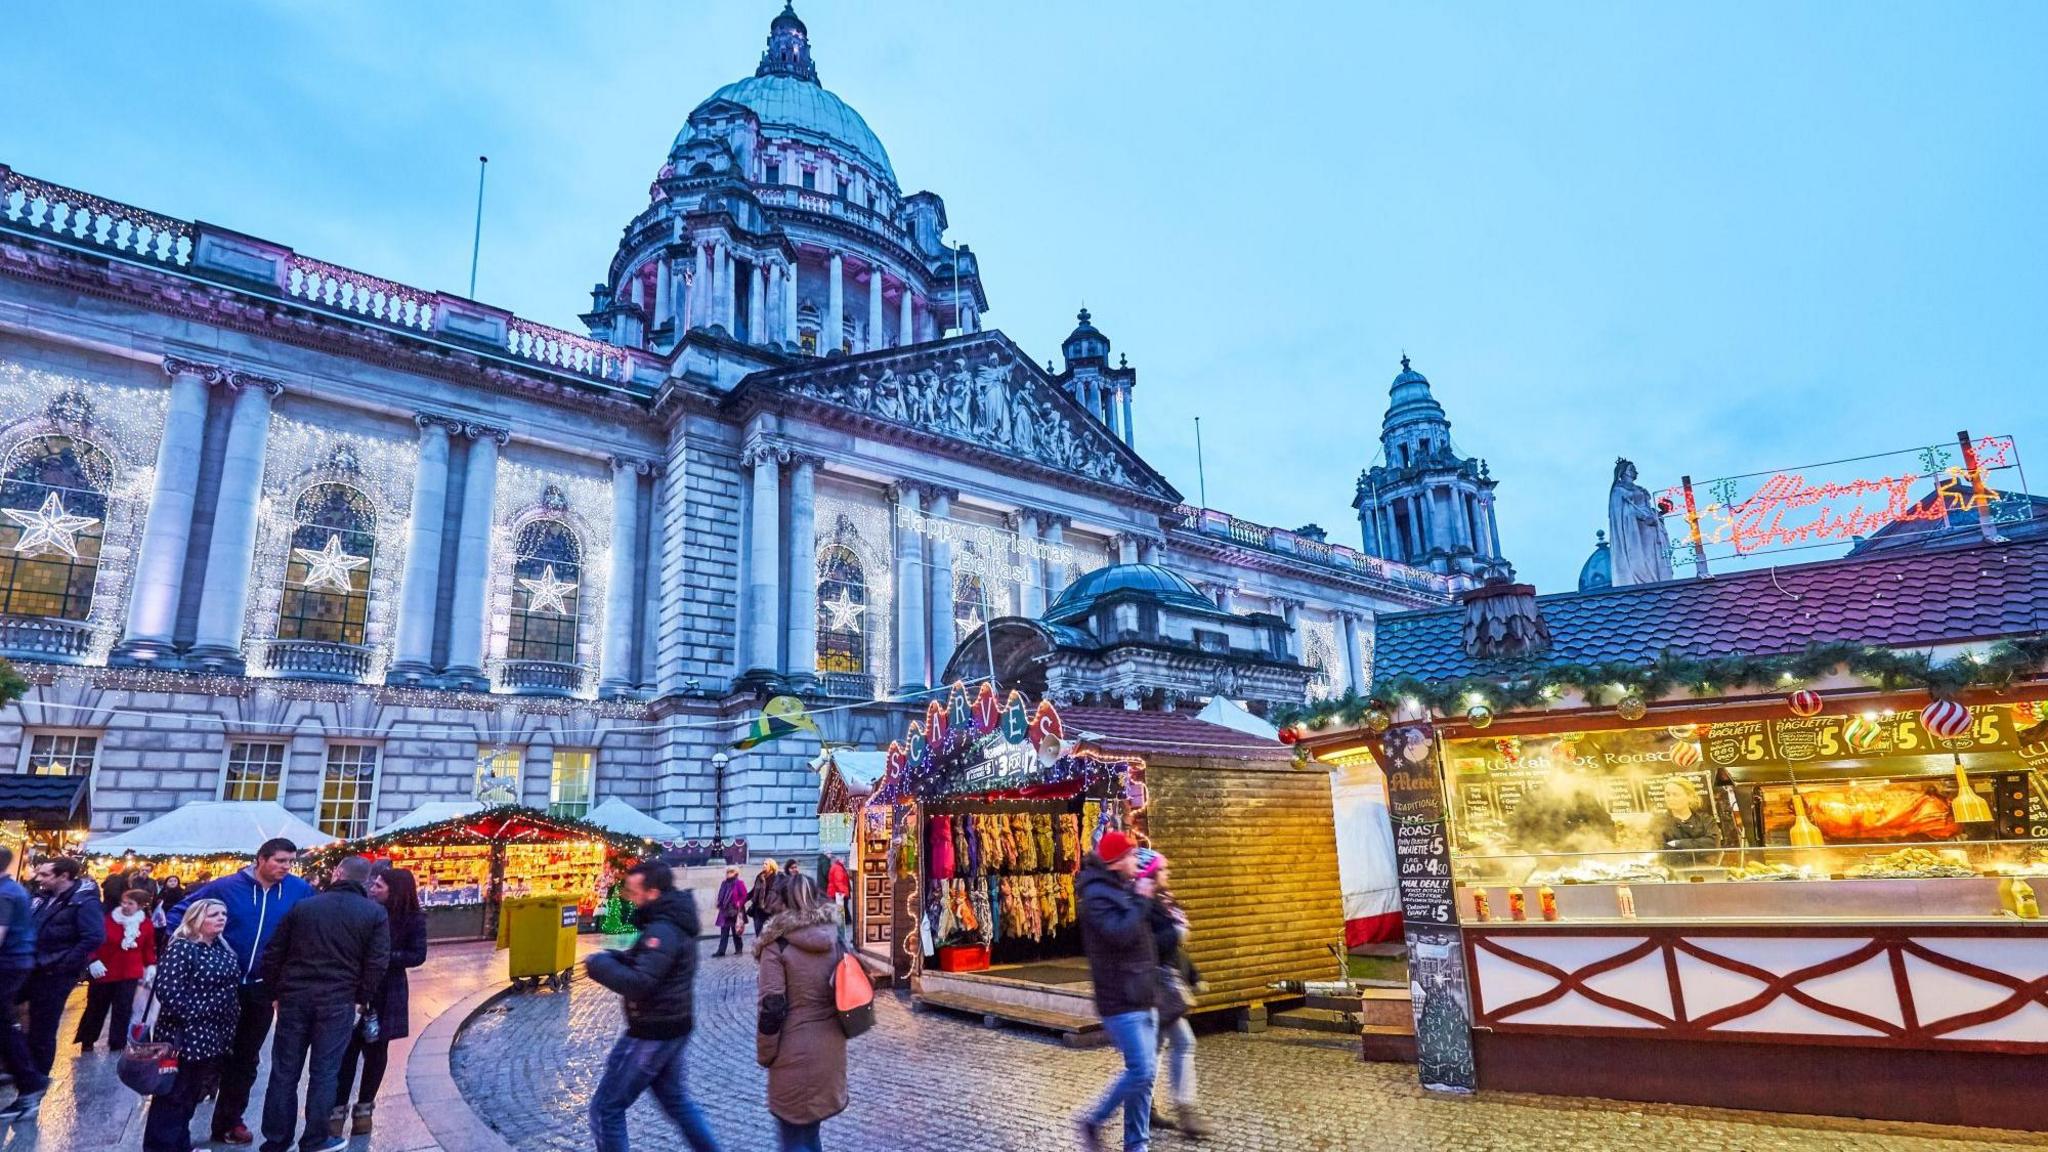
452;940;2048;1152
0;939;511;1152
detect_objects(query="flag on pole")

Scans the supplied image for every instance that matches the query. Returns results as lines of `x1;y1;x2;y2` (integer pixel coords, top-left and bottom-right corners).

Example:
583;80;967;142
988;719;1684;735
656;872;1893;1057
732;695;819;750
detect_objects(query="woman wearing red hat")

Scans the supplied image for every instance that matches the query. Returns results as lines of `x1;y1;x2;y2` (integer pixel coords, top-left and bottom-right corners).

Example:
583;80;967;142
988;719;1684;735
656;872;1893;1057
1073;829;1161;1152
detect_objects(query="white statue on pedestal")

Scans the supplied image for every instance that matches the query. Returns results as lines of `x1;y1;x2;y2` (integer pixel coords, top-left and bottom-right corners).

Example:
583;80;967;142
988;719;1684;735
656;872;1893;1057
1607;458;1675;586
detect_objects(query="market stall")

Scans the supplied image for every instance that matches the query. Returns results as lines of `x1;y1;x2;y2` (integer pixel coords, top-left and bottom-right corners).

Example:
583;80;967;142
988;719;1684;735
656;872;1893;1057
880;683;1345;1040
583;797;680;843
0;773;89;866
1295;550;2048;1129
309;804;650;941
85;801;332;886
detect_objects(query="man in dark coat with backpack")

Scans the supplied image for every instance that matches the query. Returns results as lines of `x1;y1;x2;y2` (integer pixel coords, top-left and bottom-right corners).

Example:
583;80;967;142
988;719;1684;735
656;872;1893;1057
584;860;721;1152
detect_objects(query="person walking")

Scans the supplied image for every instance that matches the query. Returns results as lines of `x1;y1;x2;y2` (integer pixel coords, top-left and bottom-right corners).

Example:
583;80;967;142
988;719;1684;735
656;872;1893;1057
75;887;158;1053
823;857;851;923
1141;853;1209;1138
142;899;242;1152
747;859;779;940
330;867;427;1138
1073;830;1159;1152
256;855;390;1152
0;847;46;1118
584;859;721;1152
754;872;847;1152
152;876;185;932
170;837;313;1146
713;868;749;957
7;855;105;1118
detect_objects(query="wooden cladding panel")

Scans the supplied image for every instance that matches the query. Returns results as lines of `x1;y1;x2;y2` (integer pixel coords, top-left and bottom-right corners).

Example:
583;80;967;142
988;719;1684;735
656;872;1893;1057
1145;764;1346;1011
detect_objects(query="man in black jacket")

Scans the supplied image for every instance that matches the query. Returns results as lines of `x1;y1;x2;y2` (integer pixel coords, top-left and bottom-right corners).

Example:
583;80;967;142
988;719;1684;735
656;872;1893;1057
3;856;104;1119
256;855;389;1152
1074;830;1159;1152
584;860;721;1152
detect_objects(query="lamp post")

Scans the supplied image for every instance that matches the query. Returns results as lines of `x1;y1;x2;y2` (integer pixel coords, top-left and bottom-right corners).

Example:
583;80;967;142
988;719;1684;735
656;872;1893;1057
711;752;730;848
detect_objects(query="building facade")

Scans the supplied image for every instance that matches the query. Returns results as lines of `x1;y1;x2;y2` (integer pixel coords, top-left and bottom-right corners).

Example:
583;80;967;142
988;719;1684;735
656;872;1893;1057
1353;356;1510;584
0;7;1475;852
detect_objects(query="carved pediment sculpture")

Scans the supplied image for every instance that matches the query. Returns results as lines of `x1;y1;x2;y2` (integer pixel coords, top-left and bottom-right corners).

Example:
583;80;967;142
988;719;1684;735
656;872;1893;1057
770;337;1169;497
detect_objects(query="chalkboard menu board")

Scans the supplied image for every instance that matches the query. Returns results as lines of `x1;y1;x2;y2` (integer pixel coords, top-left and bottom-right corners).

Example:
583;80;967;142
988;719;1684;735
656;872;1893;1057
1382;726;1476;1094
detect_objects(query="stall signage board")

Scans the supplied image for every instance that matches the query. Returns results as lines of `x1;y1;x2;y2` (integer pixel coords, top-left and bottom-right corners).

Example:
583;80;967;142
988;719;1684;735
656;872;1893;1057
1705;704;2033;768
1383;727;1476;1094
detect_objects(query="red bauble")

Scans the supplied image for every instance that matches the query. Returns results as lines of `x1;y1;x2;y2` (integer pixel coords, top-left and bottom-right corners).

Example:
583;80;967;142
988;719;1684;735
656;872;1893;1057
1787;689;1824;718
1921;698;1971;740
1277;726;1300;746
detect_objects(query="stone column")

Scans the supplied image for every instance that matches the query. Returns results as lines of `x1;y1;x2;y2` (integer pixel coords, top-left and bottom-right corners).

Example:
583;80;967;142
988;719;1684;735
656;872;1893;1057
599;456;649;698
1015;512;1043;617
765;262;783;346
926;489;956;677
720;246;737;334
867;266;884;353
189;372;284;673
897;284;913;347
1483;493;1503;559
443;424;506;690
1342;611;1372;695
1139;537;1162;565
1281;599;1303;659
652;257;671;330
784;456;819;688
741;439;785;684
784;256;801;346
388;415;454;684
1121;388;1135;447
111;358;215;666
639;466;665;691
893;484;928;693
1113;534;1139;565
1041;515;1068;605
1406;495;1426;557
825;252;844;355
691;243;709;330
748;263;767;345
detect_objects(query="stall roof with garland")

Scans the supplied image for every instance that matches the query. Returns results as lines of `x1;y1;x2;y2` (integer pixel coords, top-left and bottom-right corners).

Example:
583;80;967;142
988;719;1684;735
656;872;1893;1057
1376;537;2048;682
89;801;334;857
308;804;654;863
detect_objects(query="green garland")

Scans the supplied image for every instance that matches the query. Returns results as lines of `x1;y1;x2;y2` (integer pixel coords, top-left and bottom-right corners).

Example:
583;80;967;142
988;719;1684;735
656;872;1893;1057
304;804;654;870
1274;632;2048;730
0;658;24;709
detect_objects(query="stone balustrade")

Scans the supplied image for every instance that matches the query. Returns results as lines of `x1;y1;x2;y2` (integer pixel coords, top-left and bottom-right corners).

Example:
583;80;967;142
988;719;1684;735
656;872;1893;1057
261;639;373;682
1171;504;1452;597
0;162;649;387
0;614;95;663
499;658;584;697
815;671;876;700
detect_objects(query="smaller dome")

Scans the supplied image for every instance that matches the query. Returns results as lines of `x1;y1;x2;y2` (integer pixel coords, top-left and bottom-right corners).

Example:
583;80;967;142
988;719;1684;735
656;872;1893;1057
1045;563;1218;623
1383;353;1448;435
1577;530;1612;591
1062;307;1109;364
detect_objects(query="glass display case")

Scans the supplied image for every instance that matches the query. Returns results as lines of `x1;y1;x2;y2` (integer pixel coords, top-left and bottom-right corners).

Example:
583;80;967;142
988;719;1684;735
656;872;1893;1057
1444;702;2048;924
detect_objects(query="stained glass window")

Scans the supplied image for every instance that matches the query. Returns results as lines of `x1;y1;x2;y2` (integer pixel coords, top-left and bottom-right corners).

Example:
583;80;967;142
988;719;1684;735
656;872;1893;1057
816;544;866;674
278;483;376;645
0;435;109;621
507;519;582;664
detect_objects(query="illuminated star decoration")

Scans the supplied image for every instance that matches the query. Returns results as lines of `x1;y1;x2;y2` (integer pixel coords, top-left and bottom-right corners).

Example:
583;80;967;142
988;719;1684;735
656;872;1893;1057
822;588;865;632
956;609;983;634
5;493;99;558
293;533;369;592
519;564;578;615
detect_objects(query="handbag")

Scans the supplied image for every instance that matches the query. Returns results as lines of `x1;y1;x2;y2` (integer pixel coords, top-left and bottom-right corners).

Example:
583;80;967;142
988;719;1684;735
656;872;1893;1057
830;937;876;1039
116;988;179;1097
1156;963;1195;1028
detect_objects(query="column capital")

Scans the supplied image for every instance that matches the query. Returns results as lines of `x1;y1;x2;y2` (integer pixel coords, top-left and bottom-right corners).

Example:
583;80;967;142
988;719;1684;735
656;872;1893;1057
609;453;663;477
740;437;792;468
1037;512;1072;533
888;479;936;507
413;411;467;436
448;420;510;445
220;369;285;398
160;354;221;383
786;451;826;474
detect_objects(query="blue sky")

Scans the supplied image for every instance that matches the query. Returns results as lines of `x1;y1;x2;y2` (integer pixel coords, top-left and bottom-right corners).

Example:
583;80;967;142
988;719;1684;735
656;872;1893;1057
6;1;2042;591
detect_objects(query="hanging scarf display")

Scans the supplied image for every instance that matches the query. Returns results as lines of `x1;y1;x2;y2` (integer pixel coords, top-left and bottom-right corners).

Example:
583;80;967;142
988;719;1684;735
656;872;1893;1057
1057;813;1082;872
1013;813;1038;871
986;874;1002;942
964;814;984;877
1082;801;1102;854
997;817;1018;871
953;819;972;880
931;816;956;880
1034;813;1055;872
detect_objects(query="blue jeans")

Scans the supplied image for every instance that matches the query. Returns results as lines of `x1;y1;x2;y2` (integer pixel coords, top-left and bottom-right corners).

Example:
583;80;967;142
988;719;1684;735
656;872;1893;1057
259;999;355;1152
1086;1010;1157;1152
1159;1016;1196;1107
589;1034;721;1152
775;1116;823;1152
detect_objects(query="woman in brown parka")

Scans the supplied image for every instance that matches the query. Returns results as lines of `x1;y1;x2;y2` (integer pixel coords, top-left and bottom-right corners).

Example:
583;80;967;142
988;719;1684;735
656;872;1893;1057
755;872;847;1152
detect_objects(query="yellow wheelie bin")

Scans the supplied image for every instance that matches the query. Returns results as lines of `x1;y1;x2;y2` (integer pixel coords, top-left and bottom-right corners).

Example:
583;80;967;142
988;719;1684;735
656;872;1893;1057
497;895;578;990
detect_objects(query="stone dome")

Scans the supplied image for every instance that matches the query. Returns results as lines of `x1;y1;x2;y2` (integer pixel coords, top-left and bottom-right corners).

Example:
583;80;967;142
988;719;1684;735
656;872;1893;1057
1045;563;1219;623
1578;530;1613;591
686;5;896;185
1383;354;1447;435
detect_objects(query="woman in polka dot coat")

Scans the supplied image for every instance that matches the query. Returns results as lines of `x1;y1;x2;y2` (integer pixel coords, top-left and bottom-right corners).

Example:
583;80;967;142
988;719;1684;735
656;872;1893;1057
141;898;243;1152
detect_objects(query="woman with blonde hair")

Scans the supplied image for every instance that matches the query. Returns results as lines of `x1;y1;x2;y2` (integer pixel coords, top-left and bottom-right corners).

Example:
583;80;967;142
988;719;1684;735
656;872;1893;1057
747;858;781;940
142;899;242;1152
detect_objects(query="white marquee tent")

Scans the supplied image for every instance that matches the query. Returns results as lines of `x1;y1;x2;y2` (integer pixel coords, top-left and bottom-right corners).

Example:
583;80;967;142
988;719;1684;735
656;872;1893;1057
88;801;333;857
584;797;679;842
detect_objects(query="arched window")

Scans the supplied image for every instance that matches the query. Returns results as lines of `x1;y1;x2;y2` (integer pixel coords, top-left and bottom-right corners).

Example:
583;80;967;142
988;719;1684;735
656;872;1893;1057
953;571;987;635
0;436;109;621
507;519;582;664
278;483;376;645
815;544;866;674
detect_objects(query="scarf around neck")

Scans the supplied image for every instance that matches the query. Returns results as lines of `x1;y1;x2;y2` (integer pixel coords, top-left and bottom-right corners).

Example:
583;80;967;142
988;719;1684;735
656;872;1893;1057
112;905;147;950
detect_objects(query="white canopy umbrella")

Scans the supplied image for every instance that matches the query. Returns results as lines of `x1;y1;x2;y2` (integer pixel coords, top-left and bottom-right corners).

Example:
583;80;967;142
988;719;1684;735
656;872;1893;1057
87;801;333;857
583;797;679;842
372;801;483;838
1195;695;1281;740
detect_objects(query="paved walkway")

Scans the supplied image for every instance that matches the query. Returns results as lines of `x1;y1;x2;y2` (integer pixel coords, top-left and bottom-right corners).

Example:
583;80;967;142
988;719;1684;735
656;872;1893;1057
450;940;2048;1152
0;939;517;1152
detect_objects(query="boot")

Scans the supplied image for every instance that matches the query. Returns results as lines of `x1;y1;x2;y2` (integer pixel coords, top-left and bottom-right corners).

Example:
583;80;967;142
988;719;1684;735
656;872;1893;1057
1177;1104;1213;1139
352;1102;376;1136
1150;1103;1177;1131
327;1107;347;1138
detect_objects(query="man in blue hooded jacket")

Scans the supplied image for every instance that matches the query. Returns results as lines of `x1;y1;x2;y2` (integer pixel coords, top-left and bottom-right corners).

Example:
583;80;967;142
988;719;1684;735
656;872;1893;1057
170;837;312;1145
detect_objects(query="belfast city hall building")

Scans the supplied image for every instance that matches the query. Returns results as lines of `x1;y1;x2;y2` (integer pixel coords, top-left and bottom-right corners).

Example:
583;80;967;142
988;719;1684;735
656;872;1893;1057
0;8;1507;851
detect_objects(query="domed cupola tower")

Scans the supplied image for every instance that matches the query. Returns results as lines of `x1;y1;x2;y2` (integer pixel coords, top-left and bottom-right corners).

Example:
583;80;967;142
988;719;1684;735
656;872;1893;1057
1351;356;1510;587
1051;308;1138;446
582;4;988;374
